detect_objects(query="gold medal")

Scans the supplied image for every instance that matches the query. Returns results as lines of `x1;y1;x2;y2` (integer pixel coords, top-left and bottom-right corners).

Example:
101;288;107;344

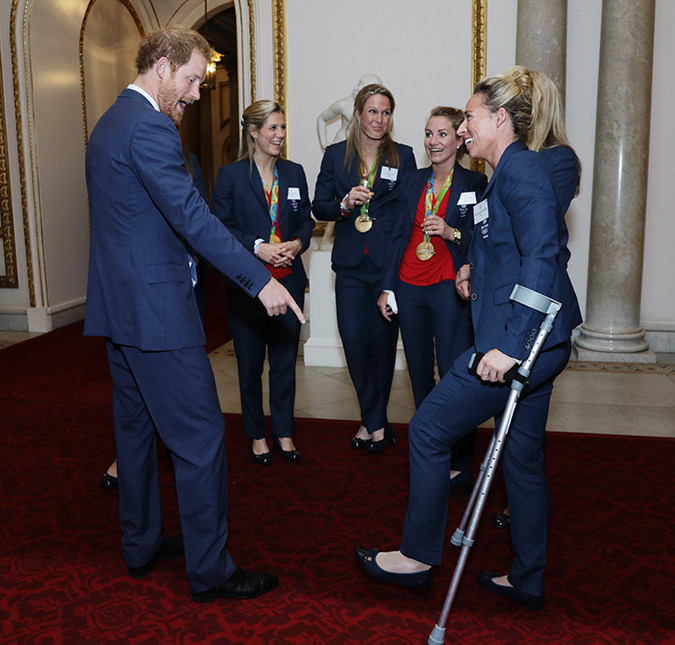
355;213;373;233
416;240;435;261
270;233;281;243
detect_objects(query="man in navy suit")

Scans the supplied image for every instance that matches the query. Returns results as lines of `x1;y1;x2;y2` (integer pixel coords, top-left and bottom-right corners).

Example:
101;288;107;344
84;26;303;601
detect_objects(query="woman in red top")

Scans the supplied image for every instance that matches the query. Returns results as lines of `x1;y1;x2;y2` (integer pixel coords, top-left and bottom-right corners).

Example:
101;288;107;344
379;107;487;489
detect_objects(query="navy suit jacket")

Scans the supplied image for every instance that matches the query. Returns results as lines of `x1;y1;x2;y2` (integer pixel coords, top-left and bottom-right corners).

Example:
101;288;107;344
84;89;271;351
313;140;416;268
468;141;582;360
381;163;488;291
211;158;314;288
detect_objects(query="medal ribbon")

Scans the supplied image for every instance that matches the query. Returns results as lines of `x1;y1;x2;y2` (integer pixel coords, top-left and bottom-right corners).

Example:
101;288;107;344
424;168;454;219
262;164;280;241
359;155;379;217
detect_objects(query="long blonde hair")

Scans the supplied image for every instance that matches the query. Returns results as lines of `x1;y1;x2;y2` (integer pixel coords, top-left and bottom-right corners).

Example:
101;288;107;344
344;84;400;172
238;100;285;169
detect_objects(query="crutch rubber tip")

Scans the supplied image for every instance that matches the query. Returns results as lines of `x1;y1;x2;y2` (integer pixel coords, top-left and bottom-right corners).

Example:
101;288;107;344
428;625;446;645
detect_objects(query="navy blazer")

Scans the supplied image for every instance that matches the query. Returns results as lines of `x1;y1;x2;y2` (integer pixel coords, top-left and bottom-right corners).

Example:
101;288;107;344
84;89;271;351
381;163;488;291
468;141;582;360
313;140;416;268
211;158;314;288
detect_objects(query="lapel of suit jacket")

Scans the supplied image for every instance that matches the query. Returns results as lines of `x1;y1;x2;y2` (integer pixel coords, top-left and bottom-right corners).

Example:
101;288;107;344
478;140;527;203
276;159;289;224
248;162;270;213
409;168;432;224
443;163;465;220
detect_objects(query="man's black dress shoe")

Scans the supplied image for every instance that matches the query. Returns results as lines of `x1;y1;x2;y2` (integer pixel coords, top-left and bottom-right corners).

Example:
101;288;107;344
101;472;119;490
127;536;185;579
191;566;279;601
273;437;301;462
366;425;397;454
492;511;511;529
475;570;544;610
251;441;272;466
354;547;432;592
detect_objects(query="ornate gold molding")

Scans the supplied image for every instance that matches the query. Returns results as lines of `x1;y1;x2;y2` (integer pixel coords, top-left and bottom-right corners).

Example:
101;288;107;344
9;0;34;304
470;0;487;174
79;0;145;150
0;54;18;288
247;0;256;102
272;0;287;155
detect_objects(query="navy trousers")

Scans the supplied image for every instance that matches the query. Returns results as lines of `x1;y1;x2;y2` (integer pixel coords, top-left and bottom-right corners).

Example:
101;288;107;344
400;340;571;596
226;273;305;440
396;279;476;472
106;341;236;593
335;255;399;431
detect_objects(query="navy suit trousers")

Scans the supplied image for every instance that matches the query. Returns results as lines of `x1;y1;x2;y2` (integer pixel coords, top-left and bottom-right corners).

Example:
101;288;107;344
335;255;399;431
106;341;236;593
400;340;571;596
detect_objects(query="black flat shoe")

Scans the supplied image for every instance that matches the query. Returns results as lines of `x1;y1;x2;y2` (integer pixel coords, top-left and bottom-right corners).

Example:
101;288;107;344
191;566;279;601
448;470;473;497
354;548;432;592
101;472;119;490
492;511;511;529
251;441;272;466
273;437;301;462
127;535;185;579
475;570;544;610
366;425;397;454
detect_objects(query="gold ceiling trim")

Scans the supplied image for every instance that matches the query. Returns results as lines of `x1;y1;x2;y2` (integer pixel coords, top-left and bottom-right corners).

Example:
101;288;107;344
470;0;487;175
9;0;34;305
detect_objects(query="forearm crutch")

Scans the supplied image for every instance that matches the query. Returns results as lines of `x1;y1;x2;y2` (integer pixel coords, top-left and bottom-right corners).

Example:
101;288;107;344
428;285;562;645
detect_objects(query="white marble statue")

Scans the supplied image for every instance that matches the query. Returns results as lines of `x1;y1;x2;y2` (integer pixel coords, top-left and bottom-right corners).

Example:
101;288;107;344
316;74;382;246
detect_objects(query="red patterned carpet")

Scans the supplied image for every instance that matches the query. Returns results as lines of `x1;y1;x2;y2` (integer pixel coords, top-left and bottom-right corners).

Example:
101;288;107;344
1;312;675;644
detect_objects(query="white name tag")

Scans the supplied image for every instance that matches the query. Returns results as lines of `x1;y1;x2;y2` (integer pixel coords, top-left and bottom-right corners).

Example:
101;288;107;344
473;199;489;225
458;191;477;206
380;166;398;181
287;187;301;200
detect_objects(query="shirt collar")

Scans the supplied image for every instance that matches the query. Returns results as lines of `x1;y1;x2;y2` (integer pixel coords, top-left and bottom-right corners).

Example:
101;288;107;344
127;84;159;112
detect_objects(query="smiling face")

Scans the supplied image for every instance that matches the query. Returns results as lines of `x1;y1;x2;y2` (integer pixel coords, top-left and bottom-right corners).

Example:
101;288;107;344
251;111;286;159
357;94;392;143
157;51;206;124
457;93;500;166
424;116;461;168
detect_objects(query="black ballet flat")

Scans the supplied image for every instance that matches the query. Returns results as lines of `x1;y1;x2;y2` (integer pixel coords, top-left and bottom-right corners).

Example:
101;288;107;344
475;570;544;610
273;437;301;462
448;470;473;497
101;472;119;490
251;441;272;466
492;511;511;529
354;548;432;592
366;425;397;454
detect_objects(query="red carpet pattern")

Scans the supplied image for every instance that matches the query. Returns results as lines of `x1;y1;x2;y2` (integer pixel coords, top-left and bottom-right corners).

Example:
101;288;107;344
1;322;675;644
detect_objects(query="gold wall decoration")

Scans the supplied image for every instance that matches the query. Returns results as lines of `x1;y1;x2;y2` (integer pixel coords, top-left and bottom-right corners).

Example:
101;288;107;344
272;0;287;156
471;0;487;175
247;0;256;102
80;0;145;149
0;54;18;288
9;0;34;305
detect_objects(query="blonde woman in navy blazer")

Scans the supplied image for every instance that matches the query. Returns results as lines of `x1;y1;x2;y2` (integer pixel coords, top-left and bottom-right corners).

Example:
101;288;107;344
313;84;416;452
356;69;582;610
212;100;314;465
379;107;487;490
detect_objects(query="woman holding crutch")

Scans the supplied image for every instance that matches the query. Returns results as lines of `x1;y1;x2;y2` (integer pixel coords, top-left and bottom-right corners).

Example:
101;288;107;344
355;67;582;610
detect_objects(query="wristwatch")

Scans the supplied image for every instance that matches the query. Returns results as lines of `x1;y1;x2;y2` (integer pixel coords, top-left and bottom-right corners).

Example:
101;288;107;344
452;228;462;245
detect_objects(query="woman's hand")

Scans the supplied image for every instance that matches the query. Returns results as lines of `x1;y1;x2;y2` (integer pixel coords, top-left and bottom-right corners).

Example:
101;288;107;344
257;240;301;268
344;185;374;211
378;291;394;321
422;215;452;240
477;349;517;383
455;264;471;300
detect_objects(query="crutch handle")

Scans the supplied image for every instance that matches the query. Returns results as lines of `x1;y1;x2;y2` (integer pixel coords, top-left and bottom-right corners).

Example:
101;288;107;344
467;352;527;386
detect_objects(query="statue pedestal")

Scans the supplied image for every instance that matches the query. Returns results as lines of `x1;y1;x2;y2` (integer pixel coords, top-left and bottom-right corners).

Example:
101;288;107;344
303;248;406;370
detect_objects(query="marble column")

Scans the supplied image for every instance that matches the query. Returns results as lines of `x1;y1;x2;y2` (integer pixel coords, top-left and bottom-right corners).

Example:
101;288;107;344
516;0;567;97
574;0;656;362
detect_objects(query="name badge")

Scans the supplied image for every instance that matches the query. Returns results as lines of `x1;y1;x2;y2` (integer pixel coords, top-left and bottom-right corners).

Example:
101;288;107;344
287;187;301;200
458;192;477;206
380;166;398;181
473;199;489;225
